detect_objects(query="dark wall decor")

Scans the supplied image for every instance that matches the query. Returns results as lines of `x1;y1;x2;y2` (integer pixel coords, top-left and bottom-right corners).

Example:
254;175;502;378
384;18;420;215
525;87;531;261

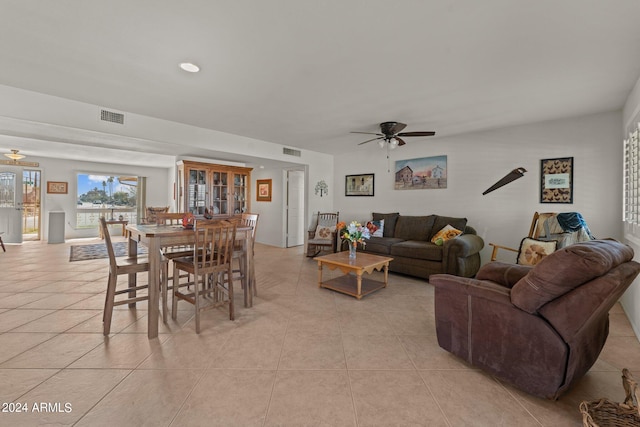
345;173;374;196
540;157;573;203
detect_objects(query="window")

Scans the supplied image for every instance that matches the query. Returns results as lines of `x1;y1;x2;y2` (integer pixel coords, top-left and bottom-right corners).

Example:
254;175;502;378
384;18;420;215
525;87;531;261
76;174;139;228
624;124;640;232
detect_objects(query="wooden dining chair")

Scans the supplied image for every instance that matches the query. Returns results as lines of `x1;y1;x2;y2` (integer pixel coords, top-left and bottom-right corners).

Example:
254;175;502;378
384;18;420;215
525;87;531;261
100;217;167;335
171;221;237;333
142;206;169;224
231;213;259;300
155;212;195;322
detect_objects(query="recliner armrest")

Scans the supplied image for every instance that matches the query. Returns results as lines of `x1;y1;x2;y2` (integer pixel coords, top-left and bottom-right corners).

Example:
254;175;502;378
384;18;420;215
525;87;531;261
475;261;532;288
430;274;511;303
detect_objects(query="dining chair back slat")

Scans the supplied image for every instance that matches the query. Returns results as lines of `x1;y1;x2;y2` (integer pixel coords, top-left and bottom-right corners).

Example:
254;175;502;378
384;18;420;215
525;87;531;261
172;222;237;333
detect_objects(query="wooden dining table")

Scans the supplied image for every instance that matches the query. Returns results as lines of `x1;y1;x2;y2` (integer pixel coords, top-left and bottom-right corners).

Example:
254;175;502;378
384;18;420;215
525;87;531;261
126;222;255;339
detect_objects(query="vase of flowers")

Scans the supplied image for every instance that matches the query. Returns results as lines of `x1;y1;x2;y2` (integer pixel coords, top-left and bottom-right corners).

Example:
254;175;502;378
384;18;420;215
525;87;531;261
337;221;370;259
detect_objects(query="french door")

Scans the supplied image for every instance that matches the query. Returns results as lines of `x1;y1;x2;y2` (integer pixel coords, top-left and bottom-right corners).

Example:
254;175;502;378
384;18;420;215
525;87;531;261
0;166;23;243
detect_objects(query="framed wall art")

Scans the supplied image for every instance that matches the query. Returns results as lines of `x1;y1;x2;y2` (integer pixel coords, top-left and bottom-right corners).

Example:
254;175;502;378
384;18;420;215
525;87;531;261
540;157;573;203
47;181;68;194
256;179;272;202
394;155;447;190
345;173;374;196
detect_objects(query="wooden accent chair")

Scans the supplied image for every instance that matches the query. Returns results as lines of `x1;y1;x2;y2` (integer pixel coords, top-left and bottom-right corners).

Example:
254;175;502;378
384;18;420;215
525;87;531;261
488;212;557;262
100;217;167;335
489;212;595;266
306;211;339;257
171;221;236;333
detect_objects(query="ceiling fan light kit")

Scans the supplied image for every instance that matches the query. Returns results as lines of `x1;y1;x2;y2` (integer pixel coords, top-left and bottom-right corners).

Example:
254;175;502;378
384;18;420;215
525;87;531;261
4;149;25;160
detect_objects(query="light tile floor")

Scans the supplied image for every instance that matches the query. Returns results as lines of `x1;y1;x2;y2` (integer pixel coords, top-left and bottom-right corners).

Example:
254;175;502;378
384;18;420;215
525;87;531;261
0;238;639;426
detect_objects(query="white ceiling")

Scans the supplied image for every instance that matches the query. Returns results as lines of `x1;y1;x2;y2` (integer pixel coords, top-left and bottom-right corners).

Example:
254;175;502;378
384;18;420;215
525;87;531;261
1;0;640;165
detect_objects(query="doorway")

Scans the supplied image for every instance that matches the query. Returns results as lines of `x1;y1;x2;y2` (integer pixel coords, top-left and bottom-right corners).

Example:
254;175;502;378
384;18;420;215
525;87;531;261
22;169;41;241
286;169;305;247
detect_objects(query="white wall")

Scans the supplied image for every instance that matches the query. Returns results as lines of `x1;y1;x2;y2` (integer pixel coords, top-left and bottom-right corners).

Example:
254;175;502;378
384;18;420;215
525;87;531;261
334;110;623;265
0;85;335;248
32;156;170;240
622;74;640;337
251;167;285;247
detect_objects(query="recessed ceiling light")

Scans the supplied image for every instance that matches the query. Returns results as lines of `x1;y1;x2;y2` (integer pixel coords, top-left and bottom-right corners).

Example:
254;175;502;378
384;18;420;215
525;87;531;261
179;62;200;73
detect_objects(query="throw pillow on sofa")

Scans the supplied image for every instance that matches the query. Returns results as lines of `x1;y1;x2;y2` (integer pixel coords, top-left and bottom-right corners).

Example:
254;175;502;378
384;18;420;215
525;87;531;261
430;224;462;246
366;219;384;237
372;212;399;237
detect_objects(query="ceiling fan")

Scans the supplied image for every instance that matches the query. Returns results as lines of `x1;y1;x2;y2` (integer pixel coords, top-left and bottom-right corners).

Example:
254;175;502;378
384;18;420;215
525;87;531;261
352;121;436;148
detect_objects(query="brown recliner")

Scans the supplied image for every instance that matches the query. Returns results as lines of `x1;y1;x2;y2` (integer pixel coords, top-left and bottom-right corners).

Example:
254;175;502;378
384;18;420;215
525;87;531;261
431;239;640;399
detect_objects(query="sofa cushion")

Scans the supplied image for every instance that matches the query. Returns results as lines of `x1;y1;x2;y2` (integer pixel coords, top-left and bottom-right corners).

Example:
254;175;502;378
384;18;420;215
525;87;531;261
390;240;443;261
394;215;436;241
372;212;400;238
430;216;468;240
364;237;405;255
511;240;634;314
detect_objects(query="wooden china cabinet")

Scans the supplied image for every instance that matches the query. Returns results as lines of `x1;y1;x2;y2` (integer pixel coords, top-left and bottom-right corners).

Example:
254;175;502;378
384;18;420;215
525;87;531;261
176;160;252;217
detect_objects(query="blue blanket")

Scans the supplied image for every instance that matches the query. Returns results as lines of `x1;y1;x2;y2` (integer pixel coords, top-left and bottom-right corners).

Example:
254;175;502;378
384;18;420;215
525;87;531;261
556;212;595;239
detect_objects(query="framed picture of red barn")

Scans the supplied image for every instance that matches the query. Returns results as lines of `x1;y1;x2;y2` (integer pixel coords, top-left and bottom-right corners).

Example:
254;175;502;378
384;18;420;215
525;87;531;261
394;155;447;190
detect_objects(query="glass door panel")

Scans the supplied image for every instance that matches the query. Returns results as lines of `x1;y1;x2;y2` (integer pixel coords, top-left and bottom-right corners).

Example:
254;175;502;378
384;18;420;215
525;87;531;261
211;172;228;215
0;167;23;243
233;173;247;214
188;169;207;214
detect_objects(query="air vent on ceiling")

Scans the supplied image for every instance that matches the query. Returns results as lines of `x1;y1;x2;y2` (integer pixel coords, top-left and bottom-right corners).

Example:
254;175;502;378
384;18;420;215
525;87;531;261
283;147;301;157
100;109;125;125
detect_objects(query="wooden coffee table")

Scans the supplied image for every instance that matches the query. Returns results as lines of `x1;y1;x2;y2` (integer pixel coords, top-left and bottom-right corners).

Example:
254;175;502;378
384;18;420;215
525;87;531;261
314;251;393;299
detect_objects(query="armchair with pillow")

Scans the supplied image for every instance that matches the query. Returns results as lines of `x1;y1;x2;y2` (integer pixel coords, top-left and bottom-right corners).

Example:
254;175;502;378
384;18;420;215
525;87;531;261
489;211;594;266
306;211;339;257
431;239;640;399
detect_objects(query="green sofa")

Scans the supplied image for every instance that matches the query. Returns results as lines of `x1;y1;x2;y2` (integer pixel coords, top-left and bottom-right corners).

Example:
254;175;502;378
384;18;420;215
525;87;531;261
360;212;484;280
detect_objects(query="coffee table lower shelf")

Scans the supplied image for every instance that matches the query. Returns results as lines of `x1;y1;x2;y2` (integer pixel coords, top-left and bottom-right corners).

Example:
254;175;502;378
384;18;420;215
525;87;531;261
321;275;386;299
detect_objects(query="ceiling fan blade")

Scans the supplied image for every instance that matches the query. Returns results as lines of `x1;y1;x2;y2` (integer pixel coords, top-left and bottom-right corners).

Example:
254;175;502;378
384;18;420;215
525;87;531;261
358;136;384;145
397;131;436;137
396;137;406;146
351;131;383;136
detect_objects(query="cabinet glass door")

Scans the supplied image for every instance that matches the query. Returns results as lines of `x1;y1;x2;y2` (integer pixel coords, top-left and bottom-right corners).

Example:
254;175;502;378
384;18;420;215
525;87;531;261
211;172;228;215
188;169;207;214
233;173;247;214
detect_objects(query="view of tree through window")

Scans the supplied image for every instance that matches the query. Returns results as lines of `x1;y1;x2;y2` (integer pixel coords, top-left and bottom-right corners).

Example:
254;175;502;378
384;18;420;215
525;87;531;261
76;174;138;227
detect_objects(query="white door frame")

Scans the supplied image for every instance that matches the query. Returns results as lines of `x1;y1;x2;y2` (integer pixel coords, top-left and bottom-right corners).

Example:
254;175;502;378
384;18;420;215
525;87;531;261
285;169;305;247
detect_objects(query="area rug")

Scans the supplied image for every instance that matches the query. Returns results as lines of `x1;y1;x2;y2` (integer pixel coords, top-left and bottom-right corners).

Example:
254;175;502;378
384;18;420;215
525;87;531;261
69;242;147;262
